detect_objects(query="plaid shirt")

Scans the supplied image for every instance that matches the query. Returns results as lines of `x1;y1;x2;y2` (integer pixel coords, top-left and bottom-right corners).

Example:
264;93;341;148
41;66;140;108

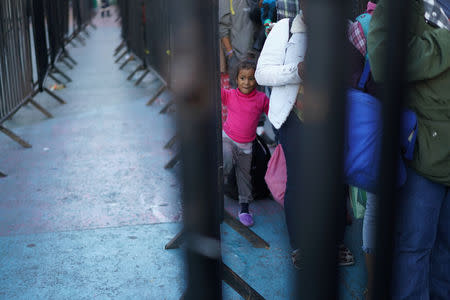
424;0;450;30
348;21;367;57
276;0;300;21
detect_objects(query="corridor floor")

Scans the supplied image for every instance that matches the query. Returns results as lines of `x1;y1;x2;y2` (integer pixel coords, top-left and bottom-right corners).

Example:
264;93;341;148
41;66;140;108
0;10;367;300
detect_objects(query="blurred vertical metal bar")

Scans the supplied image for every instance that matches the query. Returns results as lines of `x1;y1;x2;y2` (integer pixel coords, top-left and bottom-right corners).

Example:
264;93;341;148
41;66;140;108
170;0;222;299
373;1;409;299
295;0;348;298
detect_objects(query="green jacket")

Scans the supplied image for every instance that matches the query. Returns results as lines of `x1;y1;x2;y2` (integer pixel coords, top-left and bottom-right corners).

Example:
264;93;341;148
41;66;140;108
368;0;450;186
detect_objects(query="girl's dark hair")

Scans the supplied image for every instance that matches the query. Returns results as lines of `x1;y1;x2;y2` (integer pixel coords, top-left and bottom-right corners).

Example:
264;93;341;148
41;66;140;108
235;60;257;80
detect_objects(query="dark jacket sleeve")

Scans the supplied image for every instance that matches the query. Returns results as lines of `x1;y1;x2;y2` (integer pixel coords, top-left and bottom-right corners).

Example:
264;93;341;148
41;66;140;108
367;0;450;83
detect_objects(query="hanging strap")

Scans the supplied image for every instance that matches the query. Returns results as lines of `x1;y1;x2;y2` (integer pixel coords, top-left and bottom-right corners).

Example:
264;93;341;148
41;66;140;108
230;0;235;15
358;59;371;91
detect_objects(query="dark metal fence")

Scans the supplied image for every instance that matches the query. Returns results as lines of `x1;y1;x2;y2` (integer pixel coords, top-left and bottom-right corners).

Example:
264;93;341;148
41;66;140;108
45;0;69;65
0;0;34;124
73;0;95;34
31;0;50;91
116;0;411;298
169;1;223;298
115;0;172;88
1;0;95;175
144;0;171;83
127;0;145;64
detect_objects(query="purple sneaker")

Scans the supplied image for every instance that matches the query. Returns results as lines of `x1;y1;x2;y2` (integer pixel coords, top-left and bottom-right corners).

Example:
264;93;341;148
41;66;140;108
238;213;254;227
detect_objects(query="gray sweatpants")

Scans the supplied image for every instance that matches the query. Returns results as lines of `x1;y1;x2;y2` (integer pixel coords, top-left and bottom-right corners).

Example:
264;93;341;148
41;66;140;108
222;134;253;204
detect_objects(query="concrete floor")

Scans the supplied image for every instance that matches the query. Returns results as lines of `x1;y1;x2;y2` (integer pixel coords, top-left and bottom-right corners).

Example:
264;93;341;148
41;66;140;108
0;10;368;300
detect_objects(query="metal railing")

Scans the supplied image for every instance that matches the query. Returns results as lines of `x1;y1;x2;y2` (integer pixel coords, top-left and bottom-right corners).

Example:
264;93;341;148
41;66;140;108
73;0;96;34
1;0;95;176
0;0;34;148
115;0;171;90
116;0;413;298
0;0;34;124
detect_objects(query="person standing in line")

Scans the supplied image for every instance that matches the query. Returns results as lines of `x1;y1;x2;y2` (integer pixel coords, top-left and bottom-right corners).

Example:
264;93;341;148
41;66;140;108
256;1;355;269
368;0;450;298
219;0;256;88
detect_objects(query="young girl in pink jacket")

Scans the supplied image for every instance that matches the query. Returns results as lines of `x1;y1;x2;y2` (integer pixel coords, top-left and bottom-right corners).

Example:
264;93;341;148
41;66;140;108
222;61;269;226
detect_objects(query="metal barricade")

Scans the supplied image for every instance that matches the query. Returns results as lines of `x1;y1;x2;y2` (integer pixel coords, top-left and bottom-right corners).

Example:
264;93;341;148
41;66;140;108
73;0;95;33
115;0;172;90
115;0;413;298
46;1;69;69
0;0;34;122
127;0;145;63
70;0;96;46
169;0;223;298
144;0;171;84
31;0;49;91
1;0;94;164
0;0;34;147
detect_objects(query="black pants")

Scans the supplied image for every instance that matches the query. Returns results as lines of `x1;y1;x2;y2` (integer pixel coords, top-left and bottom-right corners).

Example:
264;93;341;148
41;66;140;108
278;111;346;250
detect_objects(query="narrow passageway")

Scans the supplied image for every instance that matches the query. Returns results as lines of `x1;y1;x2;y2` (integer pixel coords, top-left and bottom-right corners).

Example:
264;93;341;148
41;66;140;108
0;9;185;299
0;6;369;300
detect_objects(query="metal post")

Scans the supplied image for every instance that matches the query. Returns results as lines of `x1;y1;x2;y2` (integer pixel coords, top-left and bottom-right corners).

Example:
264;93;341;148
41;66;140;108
146;84;166;105
164;134;178;149
115;49;128;63
373;1;409;299
28;99;53;118
159;99;174;114
170;0;222;298
63;51;78;65
0;125;32;148
52;66;72;82
119;55;134;70
59;57;74;69
43;87;67;104
127;64;145;80
48;72;63;85
134;70;151;86
75;35;86;46
164;153;180;170
114;41;126;55
294;0;348;298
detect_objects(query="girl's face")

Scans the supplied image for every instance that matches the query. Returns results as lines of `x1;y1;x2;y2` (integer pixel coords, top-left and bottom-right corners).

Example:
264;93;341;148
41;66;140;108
237;68;257;95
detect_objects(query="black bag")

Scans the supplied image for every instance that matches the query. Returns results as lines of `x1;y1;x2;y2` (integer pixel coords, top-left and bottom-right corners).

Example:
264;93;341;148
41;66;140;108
251;134;271;199
223;135;271;200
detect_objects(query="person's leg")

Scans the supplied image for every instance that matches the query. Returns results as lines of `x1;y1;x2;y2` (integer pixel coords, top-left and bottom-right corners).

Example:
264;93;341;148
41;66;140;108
234;147;254;226
222;137;234;181
430;188;449;299
235;148;253;205
392;168;447;299
336;185;354;266
278;111;302;250
362;192;377;254
362;192;377;299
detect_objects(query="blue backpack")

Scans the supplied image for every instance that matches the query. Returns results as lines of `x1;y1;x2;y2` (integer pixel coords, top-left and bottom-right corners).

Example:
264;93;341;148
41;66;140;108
344;61;418;193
